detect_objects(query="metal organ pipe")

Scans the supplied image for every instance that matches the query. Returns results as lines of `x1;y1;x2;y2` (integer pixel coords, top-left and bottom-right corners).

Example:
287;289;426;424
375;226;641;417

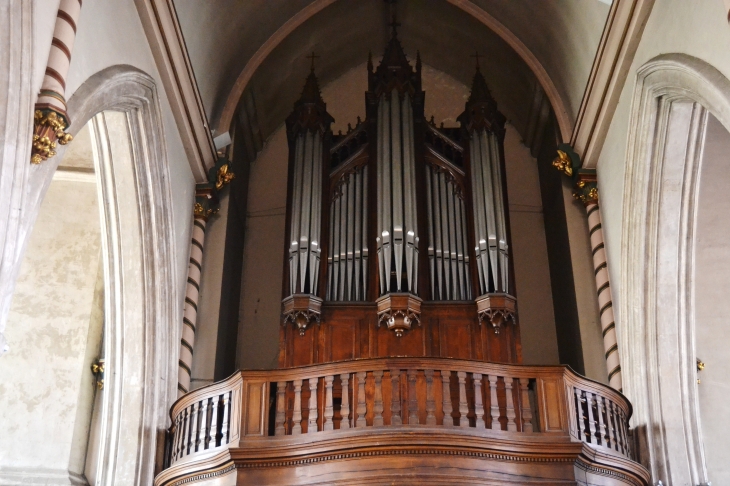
288;131;323;295
470;128;509;295
327;166;369;301
376;90;419;295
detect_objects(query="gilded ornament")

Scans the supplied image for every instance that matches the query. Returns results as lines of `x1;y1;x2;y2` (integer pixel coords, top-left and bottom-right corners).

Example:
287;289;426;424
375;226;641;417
215;163;235;190
194;202;216;219
573;180;599;204
552;149;573;177
31;110;73;164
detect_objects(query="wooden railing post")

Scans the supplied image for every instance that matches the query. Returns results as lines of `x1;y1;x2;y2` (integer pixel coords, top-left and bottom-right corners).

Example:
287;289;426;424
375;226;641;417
220;392;231;445
407;369;419;425
292;379;303;435
196;399;208;450
505;378;517;432
441;371;453;427
308;377;319;434
340;373;351;429
356;372;366;427
373;370;384;426
390;369;402;426
275;382;287;436
488;375;500;430
324;375;335;431
457;371;468;427
473;373;485;429
425;369;436;426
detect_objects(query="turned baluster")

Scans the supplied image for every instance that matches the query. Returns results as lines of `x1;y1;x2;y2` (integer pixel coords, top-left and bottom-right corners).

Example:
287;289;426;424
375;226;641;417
457;371;469;427
373;370;384;426
189;402;199;453
573;388;585;441
596;396;607;446
390;369;402;425
441;371;453;426
220;391;231;444
473;373;485;429
614;402;625;453
585;392;596;443
355;371;367;427
519;378;533;432
340;373;351;429
488;375;500;430
275;382;287;436
292;379;303;434
408;369;419;425
323;375;335;431
608;400;618;451
208;394;219;447
308;377;319;433
425;369;437;426
171;413;180;462
196;399;208;451
178;408;188;457
505;378;517;431
621;409;631;456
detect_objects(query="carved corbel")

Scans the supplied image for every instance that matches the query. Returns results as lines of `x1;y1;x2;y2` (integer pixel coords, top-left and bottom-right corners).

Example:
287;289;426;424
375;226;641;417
282;294;323;335
376;293;422;337
476;293;517;334
573;170;598;205
31;109;73;164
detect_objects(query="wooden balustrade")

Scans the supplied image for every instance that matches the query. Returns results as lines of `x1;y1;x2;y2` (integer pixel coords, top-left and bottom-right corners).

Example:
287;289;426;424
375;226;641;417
164;358;635;470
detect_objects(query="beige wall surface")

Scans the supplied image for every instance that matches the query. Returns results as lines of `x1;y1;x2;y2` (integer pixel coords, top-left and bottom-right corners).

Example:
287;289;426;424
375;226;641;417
596;0;730;321
0;166;102;477
693;113;730;485
234;63;559;369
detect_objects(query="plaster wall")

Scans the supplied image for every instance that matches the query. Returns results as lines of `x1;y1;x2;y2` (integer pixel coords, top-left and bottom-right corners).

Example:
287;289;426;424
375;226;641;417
233;64;559;369
596;0;730;324
693;113;730;485
0;135;102;481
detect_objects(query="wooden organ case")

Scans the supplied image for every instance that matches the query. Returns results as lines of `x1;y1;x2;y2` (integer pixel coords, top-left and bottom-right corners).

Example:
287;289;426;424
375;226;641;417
280;29;520;368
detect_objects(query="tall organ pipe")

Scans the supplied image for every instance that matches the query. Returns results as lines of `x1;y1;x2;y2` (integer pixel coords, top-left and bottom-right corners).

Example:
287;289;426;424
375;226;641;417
288;131;323;295
376;90;419;295
470;128;509;295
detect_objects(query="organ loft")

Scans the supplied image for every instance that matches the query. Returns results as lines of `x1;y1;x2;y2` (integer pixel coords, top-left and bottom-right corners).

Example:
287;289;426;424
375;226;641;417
280;25;519;365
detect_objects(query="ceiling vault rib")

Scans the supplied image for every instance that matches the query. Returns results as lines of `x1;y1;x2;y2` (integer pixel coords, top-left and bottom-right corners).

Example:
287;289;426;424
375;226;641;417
135;0;218;183
215;0;572;143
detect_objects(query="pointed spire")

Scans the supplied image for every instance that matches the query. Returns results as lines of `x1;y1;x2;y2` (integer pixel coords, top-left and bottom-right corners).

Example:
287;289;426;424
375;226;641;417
457;56;505;134
287;52;333;135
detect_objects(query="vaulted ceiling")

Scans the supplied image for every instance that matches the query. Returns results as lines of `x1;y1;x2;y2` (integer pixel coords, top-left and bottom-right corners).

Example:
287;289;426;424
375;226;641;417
174;0;610;143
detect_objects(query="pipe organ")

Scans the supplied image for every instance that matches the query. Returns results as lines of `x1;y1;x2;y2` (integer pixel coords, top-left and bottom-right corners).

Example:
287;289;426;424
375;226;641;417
280;27;520;366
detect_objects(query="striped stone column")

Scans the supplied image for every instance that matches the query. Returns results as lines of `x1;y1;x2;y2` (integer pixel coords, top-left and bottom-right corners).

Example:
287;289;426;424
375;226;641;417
31;0;81;163
576;177;623;392
177;200;212;397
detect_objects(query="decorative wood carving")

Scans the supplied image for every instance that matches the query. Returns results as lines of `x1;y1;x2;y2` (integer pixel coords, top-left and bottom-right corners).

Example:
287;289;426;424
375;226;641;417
282;294;323;336
476;293;516;334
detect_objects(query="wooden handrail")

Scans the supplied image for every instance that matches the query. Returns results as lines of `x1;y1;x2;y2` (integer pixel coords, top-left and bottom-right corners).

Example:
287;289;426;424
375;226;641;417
166;357;633;469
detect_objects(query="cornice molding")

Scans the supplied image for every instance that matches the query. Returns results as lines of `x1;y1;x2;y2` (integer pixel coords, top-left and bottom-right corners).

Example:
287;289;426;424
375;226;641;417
570;0;655;169
134;0;217;183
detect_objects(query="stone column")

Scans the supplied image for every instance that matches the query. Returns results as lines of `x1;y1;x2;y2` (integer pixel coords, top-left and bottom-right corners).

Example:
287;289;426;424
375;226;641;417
574;173;622;392
177;192;215;397
177;162;234;396
31;0;82;164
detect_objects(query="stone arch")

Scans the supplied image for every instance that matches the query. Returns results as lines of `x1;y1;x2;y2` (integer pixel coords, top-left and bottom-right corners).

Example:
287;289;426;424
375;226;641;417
60;65;180;485
619;53;730;485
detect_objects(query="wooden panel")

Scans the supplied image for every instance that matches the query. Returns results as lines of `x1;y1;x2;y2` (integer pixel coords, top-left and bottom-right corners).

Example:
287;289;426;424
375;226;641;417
538;378;565;433
243;381;268;436
279;302;522;366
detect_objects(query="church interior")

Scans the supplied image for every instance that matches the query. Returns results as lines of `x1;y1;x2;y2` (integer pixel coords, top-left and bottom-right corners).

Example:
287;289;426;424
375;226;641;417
1;0;729;485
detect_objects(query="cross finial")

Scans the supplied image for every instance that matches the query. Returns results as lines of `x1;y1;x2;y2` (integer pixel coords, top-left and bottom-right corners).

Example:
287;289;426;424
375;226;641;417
471;51;483;70
385;0;400;36
306;52;320;72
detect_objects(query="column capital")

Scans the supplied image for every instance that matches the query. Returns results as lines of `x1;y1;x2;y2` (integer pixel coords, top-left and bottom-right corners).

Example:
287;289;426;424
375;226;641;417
30;108;73;164
193;157;235;220
551;144;599;205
